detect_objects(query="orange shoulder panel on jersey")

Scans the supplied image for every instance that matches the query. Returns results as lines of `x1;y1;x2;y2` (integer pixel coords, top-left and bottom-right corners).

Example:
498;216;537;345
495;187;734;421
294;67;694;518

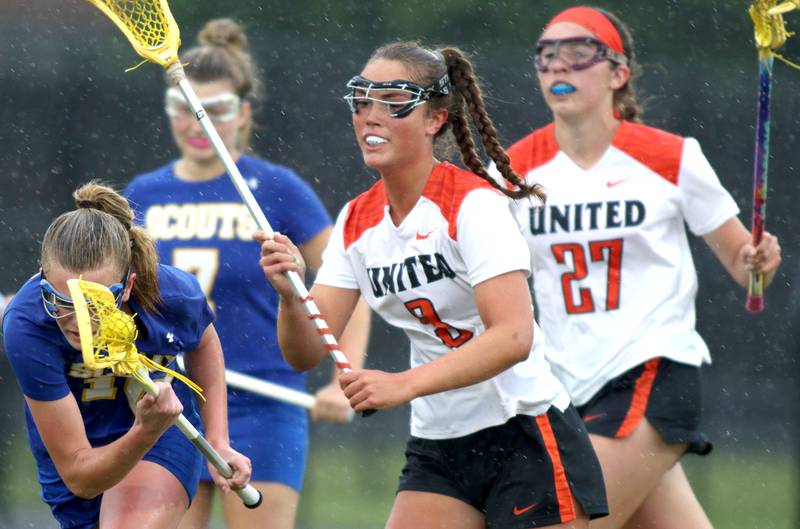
343;180;387;249
506;123;560;181
422;162;497;241
612;121;684;186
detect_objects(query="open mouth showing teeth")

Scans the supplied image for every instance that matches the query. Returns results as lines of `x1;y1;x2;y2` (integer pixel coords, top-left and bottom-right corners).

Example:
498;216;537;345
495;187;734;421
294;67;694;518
365;135;387;145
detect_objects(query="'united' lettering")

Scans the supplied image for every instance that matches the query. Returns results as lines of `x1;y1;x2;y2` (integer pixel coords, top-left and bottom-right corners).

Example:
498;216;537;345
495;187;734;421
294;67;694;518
528;200;645;235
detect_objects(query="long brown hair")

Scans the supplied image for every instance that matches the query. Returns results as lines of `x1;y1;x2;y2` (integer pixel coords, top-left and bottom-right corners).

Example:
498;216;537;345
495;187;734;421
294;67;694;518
179;18;261;148
367;42;546;202
41;182;162;313
593;7;643;123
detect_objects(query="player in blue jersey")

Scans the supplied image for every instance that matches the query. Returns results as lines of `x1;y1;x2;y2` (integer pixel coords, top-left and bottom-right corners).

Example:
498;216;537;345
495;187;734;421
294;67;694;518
124;18;370;529
3;182;252;529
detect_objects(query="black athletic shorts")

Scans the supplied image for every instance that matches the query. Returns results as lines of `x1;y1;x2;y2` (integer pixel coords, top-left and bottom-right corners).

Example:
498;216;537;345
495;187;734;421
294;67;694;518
397;406;608;528
576;358;712;455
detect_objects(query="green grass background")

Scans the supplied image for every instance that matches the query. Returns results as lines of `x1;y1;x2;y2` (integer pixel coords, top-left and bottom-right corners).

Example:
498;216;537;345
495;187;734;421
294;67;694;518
3;440;795;529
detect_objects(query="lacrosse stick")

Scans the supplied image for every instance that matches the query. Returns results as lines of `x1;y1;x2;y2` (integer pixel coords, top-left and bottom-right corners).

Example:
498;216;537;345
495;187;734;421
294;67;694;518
745;1;797;312
175;355;316;410
66;277;262;508
84;1;365;410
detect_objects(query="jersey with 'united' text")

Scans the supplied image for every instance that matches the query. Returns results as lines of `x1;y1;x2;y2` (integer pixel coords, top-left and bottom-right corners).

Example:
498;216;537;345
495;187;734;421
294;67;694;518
505;121;739;406
315;162;570;439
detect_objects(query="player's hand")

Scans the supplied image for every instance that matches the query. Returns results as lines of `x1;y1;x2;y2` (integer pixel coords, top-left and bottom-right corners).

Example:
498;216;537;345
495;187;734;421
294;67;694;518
339;369;415;412
311;382;355;423
134;381;183;439
208;444;252;495
740;231;781;283
253;231;306;298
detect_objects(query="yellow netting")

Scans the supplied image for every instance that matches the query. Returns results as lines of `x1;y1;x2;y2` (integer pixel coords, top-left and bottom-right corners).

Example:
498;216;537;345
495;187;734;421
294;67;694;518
751;0;790;50
85;0;181;68
749;0;800;70
67;278;204;400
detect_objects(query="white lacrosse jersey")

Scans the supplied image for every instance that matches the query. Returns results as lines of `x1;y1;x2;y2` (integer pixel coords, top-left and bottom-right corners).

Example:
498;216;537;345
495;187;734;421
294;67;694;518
505;122;739;406
315;162;570;439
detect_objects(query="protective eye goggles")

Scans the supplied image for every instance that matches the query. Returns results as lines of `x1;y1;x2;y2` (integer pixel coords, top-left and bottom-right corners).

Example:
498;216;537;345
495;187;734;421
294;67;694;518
343;74;451;118
534;37;628;72
40;268;129;319
164;88;241;124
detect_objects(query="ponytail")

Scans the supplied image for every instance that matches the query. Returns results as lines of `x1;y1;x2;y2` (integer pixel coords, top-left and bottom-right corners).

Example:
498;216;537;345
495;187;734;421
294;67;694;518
41;181;162;313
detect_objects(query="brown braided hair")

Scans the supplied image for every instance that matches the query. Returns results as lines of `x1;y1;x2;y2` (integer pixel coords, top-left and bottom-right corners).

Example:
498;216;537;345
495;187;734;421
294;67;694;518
592;7;643;123
367;42;545;201
41;181;162;313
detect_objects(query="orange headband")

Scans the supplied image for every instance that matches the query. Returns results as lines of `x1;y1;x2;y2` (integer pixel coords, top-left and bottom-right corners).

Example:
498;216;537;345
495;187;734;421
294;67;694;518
546;7;625;56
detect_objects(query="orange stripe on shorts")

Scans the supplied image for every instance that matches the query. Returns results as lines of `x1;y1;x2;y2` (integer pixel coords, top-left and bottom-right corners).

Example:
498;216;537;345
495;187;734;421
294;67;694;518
535;414;576;522
615;358;661;438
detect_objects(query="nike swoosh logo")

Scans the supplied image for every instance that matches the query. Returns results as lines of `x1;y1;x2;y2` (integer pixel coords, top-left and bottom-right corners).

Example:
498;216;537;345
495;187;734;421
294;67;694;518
583;412;606;423
416;230;434;240
606;177;633;187
513;503;537;516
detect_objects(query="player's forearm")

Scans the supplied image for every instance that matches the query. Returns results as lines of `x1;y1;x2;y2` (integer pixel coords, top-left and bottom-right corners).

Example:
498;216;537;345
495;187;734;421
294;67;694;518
405;323;532;399
63;424;158;499
277;295;329;371
335;297;371;371
188;327;229;446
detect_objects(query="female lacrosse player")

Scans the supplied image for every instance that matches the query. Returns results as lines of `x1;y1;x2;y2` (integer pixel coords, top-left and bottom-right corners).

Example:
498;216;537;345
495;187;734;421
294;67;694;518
124;18;370;529
499;6;782;529
3;182;251;529
256;41;608;529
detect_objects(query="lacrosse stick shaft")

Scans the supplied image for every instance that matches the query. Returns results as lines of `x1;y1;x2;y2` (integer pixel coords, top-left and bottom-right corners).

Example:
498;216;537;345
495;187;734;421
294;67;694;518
136;368;262;508
167;65;355;377
746;52;772;313
176;355;316;409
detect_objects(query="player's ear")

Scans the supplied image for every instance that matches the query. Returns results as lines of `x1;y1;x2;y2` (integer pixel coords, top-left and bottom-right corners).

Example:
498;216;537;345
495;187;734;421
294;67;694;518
238;100;252;129
610;63;631;90
122;272;137;303
426;108;448;137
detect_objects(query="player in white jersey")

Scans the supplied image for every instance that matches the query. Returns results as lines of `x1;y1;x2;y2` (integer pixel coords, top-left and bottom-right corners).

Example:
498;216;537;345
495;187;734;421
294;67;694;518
504;7;782;529
255;42;608;529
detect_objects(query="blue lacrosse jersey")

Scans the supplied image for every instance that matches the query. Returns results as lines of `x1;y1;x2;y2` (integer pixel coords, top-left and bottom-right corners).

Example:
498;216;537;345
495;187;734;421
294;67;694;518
124;155;332;396
3;264;212;526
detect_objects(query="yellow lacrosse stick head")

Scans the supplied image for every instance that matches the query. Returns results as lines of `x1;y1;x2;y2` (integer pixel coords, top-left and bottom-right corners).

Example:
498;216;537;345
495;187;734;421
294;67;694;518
85;0;181;68
67;277;138;370
66;277;205;400
750;0;790;51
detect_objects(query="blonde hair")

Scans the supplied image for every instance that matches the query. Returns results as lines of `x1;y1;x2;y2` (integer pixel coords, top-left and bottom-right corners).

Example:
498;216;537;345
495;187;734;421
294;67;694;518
41;181;162;313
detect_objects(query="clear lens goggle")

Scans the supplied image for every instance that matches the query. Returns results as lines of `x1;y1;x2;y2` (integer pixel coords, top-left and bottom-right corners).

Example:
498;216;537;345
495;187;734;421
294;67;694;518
164;88;241;124
40;268;129;319
343;73;451;118
534;37;628;72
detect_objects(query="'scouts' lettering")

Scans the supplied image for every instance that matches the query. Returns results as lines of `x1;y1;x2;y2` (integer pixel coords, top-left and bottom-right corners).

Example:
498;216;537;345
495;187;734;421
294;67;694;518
144;203;257;241
529;200;645;235
368;253;455;298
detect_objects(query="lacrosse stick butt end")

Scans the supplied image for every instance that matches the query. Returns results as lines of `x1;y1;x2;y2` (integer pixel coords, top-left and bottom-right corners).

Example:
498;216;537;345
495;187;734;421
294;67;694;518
242;486;263;509
745;295;764;314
